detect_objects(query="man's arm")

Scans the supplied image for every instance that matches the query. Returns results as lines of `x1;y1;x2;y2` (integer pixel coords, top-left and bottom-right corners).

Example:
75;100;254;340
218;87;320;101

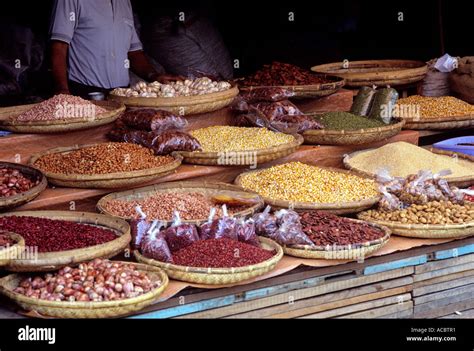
51;40;70;94
128;50;183;84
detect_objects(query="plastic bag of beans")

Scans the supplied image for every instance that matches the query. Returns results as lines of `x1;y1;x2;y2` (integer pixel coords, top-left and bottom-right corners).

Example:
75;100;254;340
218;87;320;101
235;218;260;247
130;206;153;249
149;131;202;155
253;206;278;237
121;109;188;132
199;208;216;240
273;221;315;247
376;169;405;195
275;209;301;226
270;114;323;133
240;87;295;104
379;186;404;211
163;212;200;253
209;205;238;241
140;222;173;263
249;100;302;119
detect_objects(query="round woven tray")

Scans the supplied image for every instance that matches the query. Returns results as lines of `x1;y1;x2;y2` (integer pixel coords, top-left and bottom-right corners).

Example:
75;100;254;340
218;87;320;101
343;148;474;188
401;114;474;130
108;85;239;114
283;220;391;260
311;60;428;87
0;162;47;212
239;75;345;99
0;100;125;134
29;144;183;189
0;211;131;272
357;213;474;239
97;181;264;225
303;118;405;146
235;166;381;215
178;134;304;166
0;233;25;267
134;237;283;285
0;262;168;318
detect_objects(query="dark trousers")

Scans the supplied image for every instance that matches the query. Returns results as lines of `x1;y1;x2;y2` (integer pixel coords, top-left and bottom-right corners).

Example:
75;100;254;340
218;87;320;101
68;80;112;100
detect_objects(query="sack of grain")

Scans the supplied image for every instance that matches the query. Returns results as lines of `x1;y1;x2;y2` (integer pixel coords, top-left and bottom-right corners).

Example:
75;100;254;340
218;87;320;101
418;59;450;97
450;57;474;104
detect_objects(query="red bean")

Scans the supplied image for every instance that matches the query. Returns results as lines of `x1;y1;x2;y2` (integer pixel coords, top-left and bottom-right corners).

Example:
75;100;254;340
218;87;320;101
0;167;40;198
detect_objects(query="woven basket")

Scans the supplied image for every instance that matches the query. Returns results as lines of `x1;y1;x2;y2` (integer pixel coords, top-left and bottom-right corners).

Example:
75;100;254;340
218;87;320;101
29;144;183;189
311;60;428;87
357;213;474;239
303;118;405;146
108;85;239;114
239;75;345;99
178;134;304;166
235;166;380;215
97;181;264;225
0;101;125;134
344;148;474;188
283;220;390;260
134;237;283;285
0;262;168;318
0;233;25;267
0;162;47;212
0;211;131;272
401;114;474;130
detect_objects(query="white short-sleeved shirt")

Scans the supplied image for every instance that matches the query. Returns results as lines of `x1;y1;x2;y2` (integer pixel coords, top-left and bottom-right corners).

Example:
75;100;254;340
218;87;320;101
50;0;143;89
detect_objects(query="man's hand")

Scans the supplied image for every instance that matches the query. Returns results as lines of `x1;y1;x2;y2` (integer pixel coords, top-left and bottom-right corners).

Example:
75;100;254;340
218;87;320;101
151;73;186;84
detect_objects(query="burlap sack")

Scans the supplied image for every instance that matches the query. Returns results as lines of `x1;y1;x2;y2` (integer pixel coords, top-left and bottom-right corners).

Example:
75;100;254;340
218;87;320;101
450;57;474;103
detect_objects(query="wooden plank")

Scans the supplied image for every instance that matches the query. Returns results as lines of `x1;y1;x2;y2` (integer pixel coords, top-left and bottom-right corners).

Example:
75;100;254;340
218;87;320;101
440;309;474;319
414;283;474;305
414;262;474;282
266;286;412;319
415;296;474;319
414;290;474;315
225;279;412;319
341;301;414;319
300;294;411;319
364;255;427;275
415;253;474;274
413;275;474;297
435;244;474;260
174;268;413;319
414;269;474;289
378;309;413;319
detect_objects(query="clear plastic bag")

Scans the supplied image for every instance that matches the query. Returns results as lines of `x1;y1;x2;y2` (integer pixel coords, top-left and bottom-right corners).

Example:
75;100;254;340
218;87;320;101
235;218;260;247
149;130;202;155
130;206;152;249
272;221;315;247
376;169;405;195
209;205;238;241
121;109;188;132
249;100;302;119
162;212;200;252
199;208;216;240
378;186;404;211
253;206;278;237
140;222;173;263
275;209;301;226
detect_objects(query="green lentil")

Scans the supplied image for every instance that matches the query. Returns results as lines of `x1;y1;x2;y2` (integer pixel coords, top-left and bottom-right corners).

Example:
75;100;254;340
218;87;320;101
315;112;386;131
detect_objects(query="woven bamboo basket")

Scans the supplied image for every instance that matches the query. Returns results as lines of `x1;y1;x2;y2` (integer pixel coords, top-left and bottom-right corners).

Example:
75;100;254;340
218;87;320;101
0;211;131;272
97;181;264;225
29;144;183;189
108;85;239;114
344;148;474;188
178;134;304;166
134;237;283;285
303;118;405;146
357;213;474;239
0;162;47;212
283;220;390;260
235;166;381;215
239;75;345;99
401;114;474;130
0;233;25;267
0;101;125;134
311;60;428;87
0;262;168;318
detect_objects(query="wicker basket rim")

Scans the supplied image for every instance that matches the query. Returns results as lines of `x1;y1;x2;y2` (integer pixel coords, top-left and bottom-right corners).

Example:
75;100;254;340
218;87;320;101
303;118;405;136
178;134;304;159
135;237;283;274
0;262;168;309
28;144;183;181
357;213;474;230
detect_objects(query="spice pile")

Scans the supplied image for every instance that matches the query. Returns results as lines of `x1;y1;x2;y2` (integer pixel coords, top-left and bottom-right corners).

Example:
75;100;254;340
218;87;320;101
15;95;106;122
189;126;295;152
0;217;117;252
242;62;329;86
13;259;161;302
33;143;175;175
102;192;247;221
314;112;386;130
0;167;41;198
299;211;387;246
346;142;474;178
0;233;15;248
238;162;378;204
360;201;474;225
111;78;232;98
395;95;474;119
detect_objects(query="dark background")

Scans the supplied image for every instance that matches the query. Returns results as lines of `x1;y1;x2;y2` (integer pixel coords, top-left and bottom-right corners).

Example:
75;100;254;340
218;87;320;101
0;0;471;103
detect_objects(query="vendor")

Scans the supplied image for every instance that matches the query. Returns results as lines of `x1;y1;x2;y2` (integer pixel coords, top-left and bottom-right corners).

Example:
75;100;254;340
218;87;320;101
50;0;179;98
